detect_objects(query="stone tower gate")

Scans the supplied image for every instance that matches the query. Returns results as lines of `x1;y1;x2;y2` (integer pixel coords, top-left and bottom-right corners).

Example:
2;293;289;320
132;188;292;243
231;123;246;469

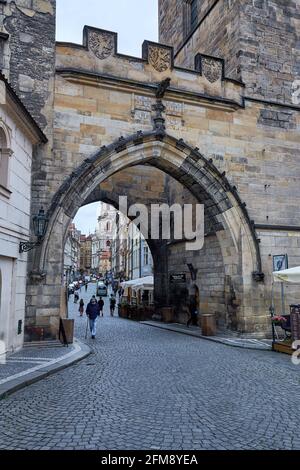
1;0;299;339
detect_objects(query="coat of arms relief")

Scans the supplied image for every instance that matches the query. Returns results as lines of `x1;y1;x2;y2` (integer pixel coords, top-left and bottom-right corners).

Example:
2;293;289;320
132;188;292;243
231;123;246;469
202;58;222;83
148;46;172;72
88;31;115;60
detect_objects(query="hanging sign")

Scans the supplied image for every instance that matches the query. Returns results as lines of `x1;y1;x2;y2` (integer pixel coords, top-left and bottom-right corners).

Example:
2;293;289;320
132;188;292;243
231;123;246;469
290;305;300;341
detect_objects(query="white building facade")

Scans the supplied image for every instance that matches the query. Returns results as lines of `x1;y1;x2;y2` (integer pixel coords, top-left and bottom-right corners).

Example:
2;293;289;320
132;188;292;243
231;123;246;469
93;203;116;275
111;210;153;282
64;223;81;283
128;223;153;281
0;74;46;355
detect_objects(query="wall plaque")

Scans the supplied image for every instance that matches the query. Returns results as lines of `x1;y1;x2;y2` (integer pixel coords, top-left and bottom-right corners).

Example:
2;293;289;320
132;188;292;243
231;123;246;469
170;273;187;284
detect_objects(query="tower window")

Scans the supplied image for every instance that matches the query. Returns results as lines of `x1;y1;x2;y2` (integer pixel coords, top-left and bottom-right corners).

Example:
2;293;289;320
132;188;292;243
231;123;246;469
191;0;198;31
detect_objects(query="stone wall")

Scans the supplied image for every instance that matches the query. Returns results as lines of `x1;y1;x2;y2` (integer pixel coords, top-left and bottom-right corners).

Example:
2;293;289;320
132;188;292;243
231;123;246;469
159;0;240;79
158;0;185;54
168;235;226;327
160;0;300;103
239;0;300;104
1;0;56;129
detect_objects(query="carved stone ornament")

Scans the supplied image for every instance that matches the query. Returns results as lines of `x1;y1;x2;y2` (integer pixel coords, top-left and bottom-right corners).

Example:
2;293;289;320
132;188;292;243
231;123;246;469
88;31;114;60
148;46;171;72
202;58;222;83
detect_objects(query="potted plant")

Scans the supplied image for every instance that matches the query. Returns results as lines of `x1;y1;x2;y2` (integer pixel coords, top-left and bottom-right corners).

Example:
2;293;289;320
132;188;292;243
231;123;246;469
271;315;287;326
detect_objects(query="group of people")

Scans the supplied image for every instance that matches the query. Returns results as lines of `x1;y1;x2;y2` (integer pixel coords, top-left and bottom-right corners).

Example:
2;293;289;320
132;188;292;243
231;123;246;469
78;294;117;340
73;282;88;303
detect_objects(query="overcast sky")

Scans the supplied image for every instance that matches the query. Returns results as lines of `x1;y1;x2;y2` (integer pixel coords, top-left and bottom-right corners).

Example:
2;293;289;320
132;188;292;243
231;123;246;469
57;0;158;234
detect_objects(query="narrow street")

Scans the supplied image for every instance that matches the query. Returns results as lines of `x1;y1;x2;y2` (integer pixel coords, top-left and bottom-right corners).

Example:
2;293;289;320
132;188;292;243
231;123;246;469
0;283;299;450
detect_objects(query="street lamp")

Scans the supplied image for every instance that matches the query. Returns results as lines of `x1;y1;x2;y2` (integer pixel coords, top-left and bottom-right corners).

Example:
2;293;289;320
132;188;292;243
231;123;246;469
19;208;49;253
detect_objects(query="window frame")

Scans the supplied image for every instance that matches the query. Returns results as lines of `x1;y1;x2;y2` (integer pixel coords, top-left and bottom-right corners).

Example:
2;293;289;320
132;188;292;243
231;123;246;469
190;0;198;31
0;124;12;199
183;0;199;38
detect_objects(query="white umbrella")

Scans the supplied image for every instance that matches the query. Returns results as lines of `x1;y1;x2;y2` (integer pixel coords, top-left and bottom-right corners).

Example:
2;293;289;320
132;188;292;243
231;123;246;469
273;266;300;284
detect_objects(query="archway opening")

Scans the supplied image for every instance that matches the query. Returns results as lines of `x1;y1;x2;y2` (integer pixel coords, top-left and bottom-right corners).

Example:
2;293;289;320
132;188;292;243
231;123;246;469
26;133;262;340
63;200;155;325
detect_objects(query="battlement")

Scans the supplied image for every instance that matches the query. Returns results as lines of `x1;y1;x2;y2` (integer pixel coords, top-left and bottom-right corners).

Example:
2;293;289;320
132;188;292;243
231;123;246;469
56;26;245;111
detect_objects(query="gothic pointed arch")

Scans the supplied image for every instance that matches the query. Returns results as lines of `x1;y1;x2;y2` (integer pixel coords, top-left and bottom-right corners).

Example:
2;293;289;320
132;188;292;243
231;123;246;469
40;130;262;279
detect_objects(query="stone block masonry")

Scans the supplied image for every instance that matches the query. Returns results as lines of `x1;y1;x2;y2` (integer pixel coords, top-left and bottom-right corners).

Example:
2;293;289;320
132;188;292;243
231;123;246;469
1;0;56;129
159;0;300;104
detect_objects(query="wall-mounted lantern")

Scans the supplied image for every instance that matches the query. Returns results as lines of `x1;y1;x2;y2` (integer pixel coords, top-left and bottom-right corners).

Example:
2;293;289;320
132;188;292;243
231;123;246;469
19;208;49;253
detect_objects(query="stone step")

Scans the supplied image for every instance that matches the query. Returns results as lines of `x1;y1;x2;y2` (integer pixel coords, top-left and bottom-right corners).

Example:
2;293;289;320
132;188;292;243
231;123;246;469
24;340;64;349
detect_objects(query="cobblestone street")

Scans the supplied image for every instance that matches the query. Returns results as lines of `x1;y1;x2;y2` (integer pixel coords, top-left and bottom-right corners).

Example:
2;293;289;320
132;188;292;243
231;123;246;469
0;284;300;450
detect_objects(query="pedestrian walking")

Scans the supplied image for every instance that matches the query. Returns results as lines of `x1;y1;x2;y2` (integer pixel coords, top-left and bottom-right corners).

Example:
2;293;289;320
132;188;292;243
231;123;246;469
98;297;104;317
118;286;124;299
85;283;88;292
79;299;84;317
86;297;100;339
187;297;199;327
74;292;79;303
110;294;116;317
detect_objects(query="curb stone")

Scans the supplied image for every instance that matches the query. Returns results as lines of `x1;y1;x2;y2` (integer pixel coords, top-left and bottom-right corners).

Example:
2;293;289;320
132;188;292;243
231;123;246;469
0;339;91;399
141;321;272;351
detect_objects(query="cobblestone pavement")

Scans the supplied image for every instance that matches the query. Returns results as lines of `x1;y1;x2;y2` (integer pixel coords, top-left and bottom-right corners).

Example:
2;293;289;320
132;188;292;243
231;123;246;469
0;283;300;450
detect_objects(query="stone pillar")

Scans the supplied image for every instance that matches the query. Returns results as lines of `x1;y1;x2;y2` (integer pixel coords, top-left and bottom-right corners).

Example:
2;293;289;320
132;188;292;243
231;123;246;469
150;241;169;320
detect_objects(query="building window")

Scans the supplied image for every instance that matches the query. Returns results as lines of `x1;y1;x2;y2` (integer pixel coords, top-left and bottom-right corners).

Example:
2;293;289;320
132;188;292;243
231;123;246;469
144;246;149;266
0;126;11;194
191;0;198;31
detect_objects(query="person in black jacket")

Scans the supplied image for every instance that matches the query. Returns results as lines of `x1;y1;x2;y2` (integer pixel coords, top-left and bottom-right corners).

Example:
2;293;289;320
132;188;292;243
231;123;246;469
98;297;104;317
110;295;116;317
86;297;100;339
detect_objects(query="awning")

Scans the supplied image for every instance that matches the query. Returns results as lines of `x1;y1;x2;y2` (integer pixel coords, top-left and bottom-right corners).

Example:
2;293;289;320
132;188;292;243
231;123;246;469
273;266;300;284
121;276;154;290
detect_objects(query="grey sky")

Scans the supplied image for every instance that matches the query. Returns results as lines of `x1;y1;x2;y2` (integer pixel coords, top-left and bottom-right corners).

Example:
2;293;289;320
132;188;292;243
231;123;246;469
57;0;158;234
57;0;158;57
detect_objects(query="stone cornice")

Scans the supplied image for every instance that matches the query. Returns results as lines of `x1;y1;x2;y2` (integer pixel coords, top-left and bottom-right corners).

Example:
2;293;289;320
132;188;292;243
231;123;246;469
256;225;300;232
56;67;244;112
56;26;245;109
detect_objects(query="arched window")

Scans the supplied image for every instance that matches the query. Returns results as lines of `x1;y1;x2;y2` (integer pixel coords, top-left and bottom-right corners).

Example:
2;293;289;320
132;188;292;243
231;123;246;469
0;126;12;196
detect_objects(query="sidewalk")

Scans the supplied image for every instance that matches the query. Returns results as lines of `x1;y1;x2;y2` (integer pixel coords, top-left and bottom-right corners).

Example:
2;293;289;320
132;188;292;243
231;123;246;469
142;321;273;351
0;339;91;399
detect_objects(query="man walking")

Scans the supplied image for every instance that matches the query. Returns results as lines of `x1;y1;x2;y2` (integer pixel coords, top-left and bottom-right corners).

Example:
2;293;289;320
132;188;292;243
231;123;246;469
86;297;100;339
110;294;116;317
98;297;104;317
